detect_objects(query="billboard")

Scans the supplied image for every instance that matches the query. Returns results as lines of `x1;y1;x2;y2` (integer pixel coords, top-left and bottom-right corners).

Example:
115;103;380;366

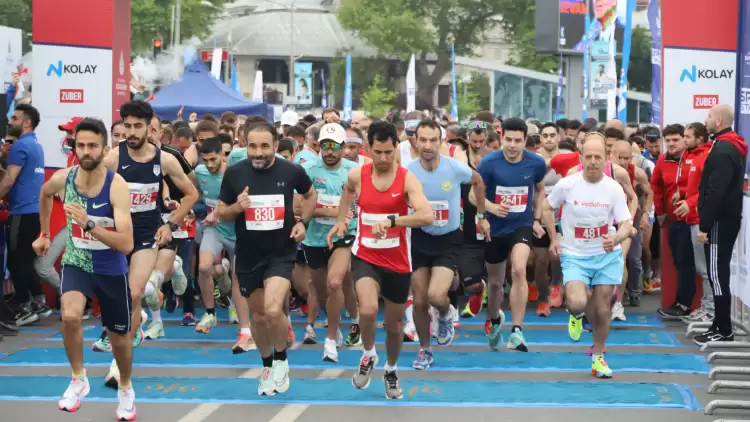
293;62;312;107
536;0;627;55
0;27;22;94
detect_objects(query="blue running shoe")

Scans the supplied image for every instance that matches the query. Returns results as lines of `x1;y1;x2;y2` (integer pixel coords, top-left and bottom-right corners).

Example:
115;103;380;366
488;324;503;351
507;327;529;352
412;349;434;370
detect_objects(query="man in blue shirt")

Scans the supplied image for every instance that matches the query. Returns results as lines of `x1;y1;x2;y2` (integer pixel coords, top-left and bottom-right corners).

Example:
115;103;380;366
0;104;47;326
476;117;547;353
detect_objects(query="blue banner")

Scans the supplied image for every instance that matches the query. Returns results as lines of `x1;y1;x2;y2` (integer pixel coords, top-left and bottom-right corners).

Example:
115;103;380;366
647;0;662;127
231;54;240;93
736;0;750;175
555;53;564;120
617;0;636;122
451;44;458;119
343;55;352;121
582;0;592;120
321;68;327;109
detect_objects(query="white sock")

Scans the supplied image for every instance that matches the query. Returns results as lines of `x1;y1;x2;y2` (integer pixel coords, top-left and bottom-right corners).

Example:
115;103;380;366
150;270;165;289
151;308;162;324
351;316;359;325
592;353;603;362
363;347;377;358
240;327;251;336
144;282;156;297
383;363;397;372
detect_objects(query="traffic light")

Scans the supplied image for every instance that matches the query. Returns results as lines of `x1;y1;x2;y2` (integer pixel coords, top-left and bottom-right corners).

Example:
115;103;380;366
153;39;163;58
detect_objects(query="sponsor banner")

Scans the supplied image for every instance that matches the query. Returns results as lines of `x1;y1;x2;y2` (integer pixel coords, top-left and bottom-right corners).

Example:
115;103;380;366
293;62;313;107
730;197;750;307
662;48;736;124
0;26;22;94
32;44;113;168
589;40;613;109
647;0;661;126
558;0;625;54
737;0;750;176
112;0;131;124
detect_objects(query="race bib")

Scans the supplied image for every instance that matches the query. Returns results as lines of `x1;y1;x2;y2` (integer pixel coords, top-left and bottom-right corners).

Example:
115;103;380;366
128;182;159;213
573;218;608;247
360;212;399;249
245;194;285;231
162;213;189;239
430;200;449;227
71;216;115;250
315;194;340;225
205;198;218;215
495;186;529;213
475;215;485;241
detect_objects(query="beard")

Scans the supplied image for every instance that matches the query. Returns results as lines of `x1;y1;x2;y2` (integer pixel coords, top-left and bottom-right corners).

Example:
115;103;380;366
126;134;147;150
250;154;274;170
78;154;103;171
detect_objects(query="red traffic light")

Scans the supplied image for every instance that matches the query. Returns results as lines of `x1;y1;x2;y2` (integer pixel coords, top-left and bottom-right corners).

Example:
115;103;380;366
153;39;163;48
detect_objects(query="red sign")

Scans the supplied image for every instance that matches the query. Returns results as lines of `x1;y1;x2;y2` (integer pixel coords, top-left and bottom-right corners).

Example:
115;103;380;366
200;50;229;62
59;89;84;103
693;94;719;109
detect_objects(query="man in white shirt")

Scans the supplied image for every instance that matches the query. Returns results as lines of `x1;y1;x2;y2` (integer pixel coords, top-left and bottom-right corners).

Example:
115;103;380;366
543;132;633;379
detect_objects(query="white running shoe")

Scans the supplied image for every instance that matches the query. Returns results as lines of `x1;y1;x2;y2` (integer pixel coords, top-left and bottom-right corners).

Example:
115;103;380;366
403;319;419;342
58;373;90;412
323;338;338;362
611;302;626;321
144;321;164;339
258;367;276;396
105;359;120;389
116;385;136;421
171;256;187;296
272;359;290;394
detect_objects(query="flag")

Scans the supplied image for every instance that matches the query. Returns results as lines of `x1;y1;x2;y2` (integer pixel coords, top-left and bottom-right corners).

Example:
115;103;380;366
617;0;636;122
450;45;458;119
343;55;352;121
582;0;592;120
252;70;263;102
231;54;240;93
406;54;416;112
321;68;328;109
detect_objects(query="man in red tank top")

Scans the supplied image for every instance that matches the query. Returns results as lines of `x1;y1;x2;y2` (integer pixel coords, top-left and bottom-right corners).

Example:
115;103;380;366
327;121;433;400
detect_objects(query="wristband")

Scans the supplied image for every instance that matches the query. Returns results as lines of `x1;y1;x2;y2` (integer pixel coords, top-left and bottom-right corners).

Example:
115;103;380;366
39;232;50;239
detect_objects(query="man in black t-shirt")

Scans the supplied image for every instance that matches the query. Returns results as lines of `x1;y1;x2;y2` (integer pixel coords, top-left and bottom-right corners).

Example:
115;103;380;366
218;122;316;397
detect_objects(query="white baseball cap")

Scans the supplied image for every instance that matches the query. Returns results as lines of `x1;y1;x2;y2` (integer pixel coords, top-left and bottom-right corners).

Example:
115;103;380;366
281;110;299;126
320;123;347;144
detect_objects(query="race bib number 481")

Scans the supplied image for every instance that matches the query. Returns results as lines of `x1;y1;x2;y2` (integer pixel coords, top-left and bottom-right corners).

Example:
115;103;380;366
495;186;529;213
245;194;285;231
573;218;608;246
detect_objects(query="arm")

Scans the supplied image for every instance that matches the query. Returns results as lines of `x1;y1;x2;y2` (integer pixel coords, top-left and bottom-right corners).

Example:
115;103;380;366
650;157;665;216
452;148;468;165
0;165;21;199
335;168;360;224
402;172;435;227
614;166;638;218
467;171;486;215
297;186;316;222
542;199;558;240
533;181;545;220
39;169;71;235
162;154;199;224
102;147;120;171
184;144;198;167
89;175;134;254
699;153;736;233
636;168;653;213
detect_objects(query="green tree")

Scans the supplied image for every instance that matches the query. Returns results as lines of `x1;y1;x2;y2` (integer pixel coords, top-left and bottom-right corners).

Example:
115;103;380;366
131;0;228;53
494;0;558;73
360;74;396;119
445;80;482;120
625;26;652;93
467;71;491;110
328;56;391;109
0;0;32;51
338;0;507;107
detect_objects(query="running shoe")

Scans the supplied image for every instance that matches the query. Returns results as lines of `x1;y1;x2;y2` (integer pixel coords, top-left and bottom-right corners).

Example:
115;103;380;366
213;284;220;300
171;255;188;296
258;367;276;396
383;370;404;399
488;323;503;351
403;319;418;342
507;327;529;352
652;277;662;290
323;338;338;363
92;331;111;353
232;332;256;354
303;324;317;344
31;299;53;318
568;313;583;342
591;355;613;378
694;330;734;346
352;354;378;389
627;295;641;307
286;320;295;347
58;372;90;412
611;302;626;321
144;321;164;339
181;312;196;326
164;287;177;313
195;313;217;334
582;314;592;332
228;306;239;324
105;359;120;389
536;301;551;317
436;312;454;346
346;323;362;346
143;282;163;310
272;359;290;394
549;285;563;308
412;348;434;370
451;304;459;329
642;276;653;293
461;281;485;318
658;302;690;320
682;308;713;323
116;385;136;421
132;325;144;348
527;282;539;302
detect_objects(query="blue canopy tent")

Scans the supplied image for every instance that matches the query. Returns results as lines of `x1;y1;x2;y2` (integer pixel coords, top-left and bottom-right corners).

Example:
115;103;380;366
149;61;273;122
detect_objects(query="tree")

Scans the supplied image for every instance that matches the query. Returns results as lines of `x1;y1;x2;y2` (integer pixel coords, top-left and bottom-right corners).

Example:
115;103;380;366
625;26;652;93
0;0;32;51
360;74;396;119
444;79;482;120
338;0;507;107
131;0;228;53
467;71;491;110
494;0;558;73
328;56;392;110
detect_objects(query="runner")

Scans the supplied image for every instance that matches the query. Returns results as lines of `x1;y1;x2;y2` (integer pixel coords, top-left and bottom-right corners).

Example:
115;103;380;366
326;120;433;399
476;117;547;352
302;123;361;363
543;134;633;378
100;100;198;388
32;118;137;418
218;122;317;396
406;119;489;370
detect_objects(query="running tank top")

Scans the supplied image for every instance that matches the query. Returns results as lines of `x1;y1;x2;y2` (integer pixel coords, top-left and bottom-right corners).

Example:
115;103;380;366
61;167;128;276
626;163;636;189
358;155;367;166
118;141;164;229
400;141;417;168
576;161;613;178
352;164;411;273
449;144;457;157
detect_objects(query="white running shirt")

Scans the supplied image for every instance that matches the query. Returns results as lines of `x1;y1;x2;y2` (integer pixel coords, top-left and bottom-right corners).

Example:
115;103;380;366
547;172;631;257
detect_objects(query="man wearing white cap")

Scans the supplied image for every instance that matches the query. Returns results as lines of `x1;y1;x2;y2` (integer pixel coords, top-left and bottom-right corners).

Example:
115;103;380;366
280;110;299;137
301;123;362;362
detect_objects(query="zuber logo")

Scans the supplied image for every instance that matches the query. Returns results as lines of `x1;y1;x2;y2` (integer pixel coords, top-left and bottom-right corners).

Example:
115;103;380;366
680;66;734;83
47;61;98;78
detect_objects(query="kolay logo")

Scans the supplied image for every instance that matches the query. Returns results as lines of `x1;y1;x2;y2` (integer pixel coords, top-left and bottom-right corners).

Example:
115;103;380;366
47;61;98;78
680;66;734;83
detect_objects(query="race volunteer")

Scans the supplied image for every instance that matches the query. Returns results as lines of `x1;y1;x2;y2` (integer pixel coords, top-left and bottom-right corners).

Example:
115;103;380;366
544;134;632;379
218;122;316;396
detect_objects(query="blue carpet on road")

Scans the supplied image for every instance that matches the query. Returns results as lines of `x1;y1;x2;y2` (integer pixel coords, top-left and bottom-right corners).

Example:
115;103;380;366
46;325;681;347
0;348;709;374
0;375;699;409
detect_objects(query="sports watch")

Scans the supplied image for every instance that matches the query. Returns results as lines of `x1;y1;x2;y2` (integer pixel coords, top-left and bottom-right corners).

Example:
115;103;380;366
83;219;96;233
476;213;486;220
387;215;397;228
166;221;180;232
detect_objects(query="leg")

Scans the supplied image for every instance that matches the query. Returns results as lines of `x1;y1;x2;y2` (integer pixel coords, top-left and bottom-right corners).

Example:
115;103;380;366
60;290;88;375
383;298;407;367
326;246;352;340
196;248;219;331
670;222;697;309
264;276;292;353
709;221;741;336
410;268;431;349
127;248;158;343
508;242;531;327
355;276;380;353
590;285;615;355
626;229;643;306
690;224;713;319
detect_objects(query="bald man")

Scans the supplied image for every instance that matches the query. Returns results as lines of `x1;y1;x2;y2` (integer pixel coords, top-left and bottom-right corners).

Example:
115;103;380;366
605;119;625;132
693;104;748;346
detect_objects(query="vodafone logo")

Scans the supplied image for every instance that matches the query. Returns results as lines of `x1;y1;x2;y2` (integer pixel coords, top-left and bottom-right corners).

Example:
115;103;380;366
576;201;609;209
694;94;719;109
60;89;84;104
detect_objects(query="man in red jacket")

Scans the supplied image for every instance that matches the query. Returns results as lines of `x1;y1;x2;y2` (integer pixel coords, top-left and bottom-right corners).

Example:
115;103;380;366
674;123;713;323
652;124;696;320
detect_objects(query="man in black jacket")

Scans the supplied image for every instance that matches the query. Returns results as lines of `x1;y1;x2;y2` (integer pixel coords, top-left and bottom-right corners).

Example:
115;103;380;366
694;104;748;345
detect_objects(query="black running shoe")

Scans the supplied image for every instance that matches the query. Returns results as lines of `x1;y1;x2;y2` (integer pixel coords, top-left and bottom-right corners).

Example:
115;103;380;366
694;330;734;346
657;302;690;320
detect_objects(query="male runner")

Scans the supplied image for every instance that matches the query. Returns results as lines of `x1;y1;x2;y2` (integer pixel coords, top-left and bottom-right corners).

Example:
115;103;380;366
302;123;361;363
326;121;433;399
101;100;198;388
33;118;137;419
407;120;489;370
476;118;547;352
544;134;632;378
218;122;316;396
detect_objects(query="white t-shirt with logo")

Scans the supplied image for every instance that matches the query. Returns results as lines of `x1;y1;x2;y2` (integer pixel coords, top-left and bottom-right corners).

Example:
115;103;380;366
547;172;631;257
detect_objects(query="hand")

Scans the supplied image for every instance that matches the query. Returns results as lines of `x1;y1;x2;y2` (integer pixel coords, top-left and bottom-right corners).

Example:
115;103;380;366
671;191;681;205
657;214;667;227
32;236;50;257
549;238;561;258
203;210;218;227
164;199;179;211
602;235;620;253
372;220;391;238
697;231;708;244
237;187;250;209
532;220;545;238
326;114;340;124
63;203;89;227
177;105;184;120
155;224;173;246
326;221;348;248
640;213;652;230
289;221;306;242
487;202;510;218
673;200;689;218
478;218;491;241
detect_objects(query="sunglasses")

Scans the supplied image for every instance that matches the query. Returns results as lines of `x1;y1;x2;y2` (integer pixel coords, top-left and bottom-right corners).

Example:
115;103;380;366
320;140;342;151
466;121;489;131
224;151;231;157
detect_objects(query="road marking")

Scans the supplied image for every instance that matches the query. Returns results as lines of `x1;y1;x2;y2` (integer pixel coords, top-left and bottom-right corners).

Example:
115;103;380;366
177;403;222;422
239;368;262;378
318;368;344;379
268;404;310;422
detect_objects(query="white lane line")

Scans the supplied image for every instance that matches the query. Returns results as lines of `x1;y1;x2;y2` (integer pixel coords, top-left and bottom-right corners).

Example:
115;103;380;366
317;368;345;379
176;403;223;422
239;368;262;378
267;404;310;422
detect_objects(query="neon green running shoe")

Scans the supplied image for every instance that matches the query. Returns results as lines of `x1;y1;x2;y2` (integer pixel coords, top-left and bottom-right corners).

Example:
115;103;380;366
592;355;613;378
568;313;583;342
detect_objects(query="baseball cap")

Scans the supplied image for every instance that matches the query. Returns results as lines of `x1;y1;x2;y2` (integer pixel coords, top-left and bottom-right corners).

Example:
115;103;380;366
58;117;84;131
280;110;299;126
319;123;346;144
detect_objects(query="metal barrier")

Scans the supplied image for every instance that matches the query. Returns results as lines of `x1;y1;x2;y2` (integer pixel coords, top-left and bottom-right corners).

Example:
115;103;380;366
696;296;750;416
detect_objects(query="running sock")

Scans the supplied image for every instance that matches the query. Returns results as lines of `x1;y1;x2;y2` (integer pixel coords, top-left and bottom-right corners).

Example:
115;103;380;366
262;355;273;367
144;282;156;297
364;347;377;358
490;317;502;326
592;353;603;362
150;270;165;290
206;308;216;315
240;327;251;336
383;363;397;372
351;316;360;324
274;349;288;361
151;308;162;324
